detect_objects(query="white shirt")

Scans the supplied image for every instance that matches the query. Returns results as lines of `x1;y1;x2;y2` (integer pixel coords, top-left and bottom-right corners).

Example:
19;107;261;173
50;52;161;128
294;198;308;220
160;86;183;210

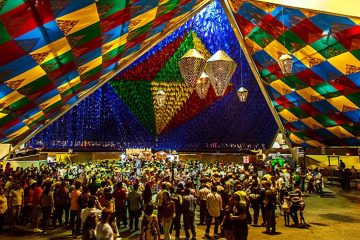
206;192;222;217
81;207;102;224
96;222;114;240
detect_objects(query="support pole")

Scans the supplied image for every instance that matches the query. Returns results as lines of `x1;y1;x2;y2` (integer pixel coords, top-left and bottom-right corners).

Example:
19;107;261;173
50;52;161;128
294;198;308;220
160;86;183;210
220;0;297;161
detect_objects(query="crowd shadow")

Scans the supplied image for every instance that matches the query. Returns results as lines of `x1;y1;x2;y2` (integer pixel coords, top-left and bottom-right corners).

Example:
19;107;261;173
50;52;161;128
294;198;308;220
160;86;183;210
319;213;360;223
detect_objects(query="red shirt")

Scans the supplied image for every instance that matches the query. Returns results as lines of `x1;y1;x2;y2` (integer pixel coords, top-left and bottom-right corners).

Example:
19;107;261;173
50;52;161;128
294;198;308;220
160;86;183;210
32;186;43;206
25;189;34;205
113;188;127;208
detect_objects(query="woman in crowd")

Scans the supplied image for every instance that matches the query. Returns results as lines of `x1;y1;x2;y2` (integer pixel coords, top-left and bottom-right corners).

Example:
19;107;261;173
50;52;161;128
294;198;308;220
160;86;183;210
282;192;291;226
140;204;160;240
161;191;175;240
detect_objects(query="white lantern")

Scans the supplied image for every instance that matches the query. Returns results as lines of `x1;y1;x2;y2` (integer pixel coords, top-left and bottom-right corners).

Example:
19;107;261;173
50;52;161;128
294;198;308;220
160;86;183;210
278;53;293;76
237;87;248;102
155;90;166;107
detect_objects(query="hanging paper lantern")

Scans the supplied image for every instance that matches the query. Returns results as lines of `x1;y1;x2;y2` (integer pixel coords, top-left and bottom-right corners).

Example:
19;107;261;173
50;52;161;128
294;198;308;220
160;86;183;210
155;90;166;107
278;53;293;76
205;50;237;96
237;87;248;102
178;49;206;89
195;72;210;99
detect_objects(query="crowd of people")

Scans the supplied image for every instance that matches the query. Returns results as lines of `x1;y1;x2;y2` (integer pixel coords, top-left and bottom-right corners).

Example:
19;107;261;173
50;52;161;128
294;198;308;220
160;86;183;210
0;156;323;240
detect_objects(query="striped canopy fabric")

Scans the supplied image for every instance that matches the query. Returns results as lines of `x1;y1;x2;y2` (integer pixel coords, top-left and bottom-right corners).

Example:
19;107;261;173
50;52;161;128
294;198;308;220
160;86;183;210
0;0;207;145
230;0;360;147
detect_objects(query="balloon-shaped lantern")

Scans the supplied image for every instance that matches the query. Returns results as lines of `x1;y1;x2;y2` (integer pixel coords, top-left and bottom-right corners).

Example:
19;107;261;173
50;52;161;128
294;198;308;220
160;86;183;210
178;49;206;89
205;50;237;96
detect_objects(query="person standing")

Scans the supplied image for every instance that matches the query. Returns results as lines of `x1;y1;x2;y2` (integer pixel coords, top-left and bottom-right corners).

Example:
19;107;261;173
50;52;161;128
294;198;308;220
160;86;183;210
82;213;97;240
70;181;82;238
161;191;175;240
290;190;302;226
230;194;248;240
249;186;261;226
155;184;167;234
113;182;128;228
0;187;8;231
96;209;114;240
40;182;53;235
53;181;69;226
263;189;277;234
32;181;43;232
142;183;153;206
205;186;222;239
140;204;161;240
183;188;197;240
314;168;323;197
339;160;346;170
9;181;24;230
198;184;210;225
127;183;143;231
170;185;183;240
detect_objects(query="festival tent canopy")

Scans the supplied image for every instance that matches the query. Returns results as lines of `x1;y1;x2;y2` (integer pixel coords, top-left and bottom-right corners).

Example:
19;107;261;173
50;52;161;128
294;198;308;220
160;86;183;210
26;1;278;151
229;0;360;147
0;0;359;151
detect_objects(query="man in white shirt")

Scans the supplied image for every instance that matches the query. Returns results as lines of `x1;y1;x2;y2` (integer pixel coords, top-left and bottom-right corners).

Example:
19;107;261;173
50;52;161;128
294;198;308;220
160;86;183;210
81;197;102;225
205;186;222;238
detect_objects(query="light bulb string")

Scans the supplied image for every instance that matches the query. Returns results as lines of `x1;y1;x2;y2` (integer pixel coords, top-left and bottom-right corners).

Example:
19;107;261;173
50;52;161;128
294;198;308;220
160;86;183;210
282;3;285;49
239;45;243;87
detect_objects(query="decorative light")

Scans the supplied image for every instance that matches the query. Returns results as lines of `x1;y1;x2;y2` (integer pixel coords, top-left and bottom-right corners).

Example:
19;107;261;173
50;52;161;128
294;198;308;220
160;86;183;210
155;90;166;107
237;87;248;102
278;53;293;76
278;5;293;76
205;50;237;97
237;46;248;102
195;72;210;99
178;49;206;89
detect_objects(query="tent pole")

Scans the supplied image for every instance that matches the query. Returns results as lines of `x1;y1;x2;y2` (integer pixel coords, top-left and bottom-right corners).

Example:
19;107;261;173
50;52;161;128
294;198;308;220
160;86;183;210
220;0;297;161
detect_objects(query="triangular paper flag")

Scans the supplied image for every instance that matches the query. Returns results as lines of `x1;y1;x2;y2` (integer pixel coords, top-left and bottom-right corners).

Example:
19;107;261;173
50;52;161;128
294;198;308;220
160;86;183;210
56;19;79;35
6;79;24;90
31;51;51;64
